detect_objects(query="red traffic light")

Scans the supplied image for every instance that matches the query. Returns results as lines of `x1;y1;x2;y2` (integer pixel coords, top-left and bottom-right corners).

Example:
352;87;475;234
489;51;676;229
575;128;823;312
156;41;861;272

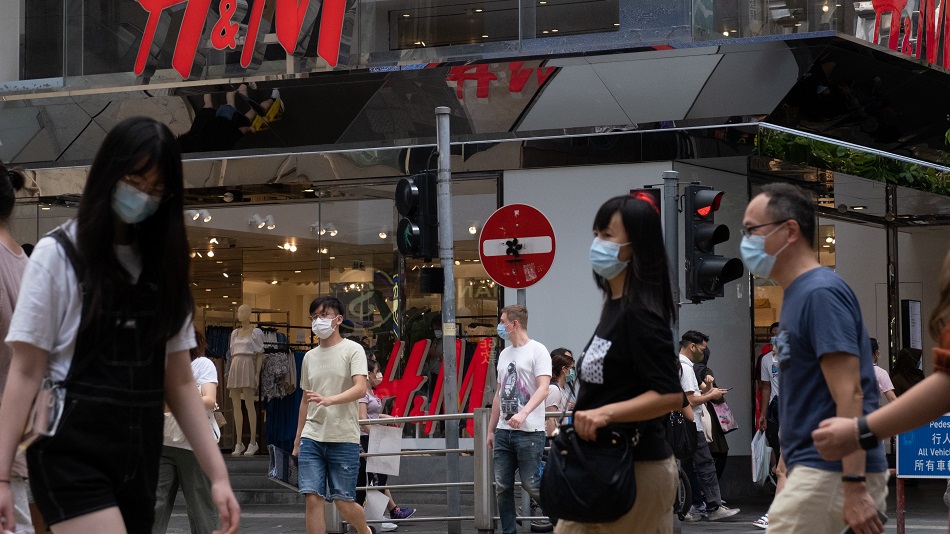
693;190;724;218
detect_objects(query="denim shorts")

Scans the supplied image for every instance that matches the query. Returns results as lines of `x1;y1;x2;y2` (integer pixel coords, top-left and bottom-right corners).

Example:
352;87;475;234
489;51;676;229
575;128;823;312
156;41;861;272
298;438;360;502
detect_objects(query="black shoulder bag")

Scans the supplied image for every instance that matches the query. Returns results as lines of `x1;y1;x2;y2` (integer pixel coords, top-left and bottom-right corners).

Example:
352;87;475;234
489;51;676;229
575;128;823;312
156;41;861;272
666;410;697;460
539;423;638;523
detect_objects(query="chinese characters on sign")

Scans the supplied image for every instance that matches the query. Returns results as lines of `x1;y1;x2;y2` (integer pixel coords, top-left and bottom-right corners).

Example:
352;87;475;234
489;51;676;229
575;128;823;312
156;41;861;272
896;415;950;478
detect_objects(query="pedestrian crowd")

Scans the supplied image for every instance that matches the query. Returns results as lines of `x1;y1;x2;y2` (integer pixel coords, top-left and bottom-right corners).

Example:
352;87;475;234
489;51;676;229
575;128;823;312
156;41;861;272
0;116;948;534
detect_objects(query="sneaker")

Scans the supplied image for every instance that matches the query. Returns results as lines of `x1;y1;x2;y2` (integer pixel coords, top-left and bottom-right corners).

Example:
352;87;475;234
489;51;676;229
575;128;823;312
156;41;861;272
244;442;259;456
389;507;415;520
381;523;398;532
682;512;704;522
530;518;553;532
752;513;769;529
231;442;245;456
707;505;740;521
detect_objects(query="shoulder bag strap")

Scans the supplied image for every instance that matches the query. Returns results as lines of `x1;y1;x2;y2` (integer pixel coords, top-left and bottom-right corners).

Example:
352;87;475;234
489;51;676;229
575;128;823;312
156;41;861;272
46;226;91;387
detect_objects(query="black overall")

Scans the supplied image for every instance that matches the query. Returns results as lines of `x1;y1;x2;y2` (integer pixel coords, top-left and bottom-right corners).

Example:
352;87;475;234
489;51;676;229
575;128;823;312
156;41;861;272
26;238;167;533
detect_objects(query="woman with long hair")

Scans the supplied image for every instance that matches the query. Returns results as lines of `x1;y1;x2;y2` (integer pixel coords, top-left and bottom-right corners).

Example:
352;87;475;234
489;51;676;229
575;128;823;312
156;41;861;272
0;117;239;533
555;195;686;534
813;248;950;532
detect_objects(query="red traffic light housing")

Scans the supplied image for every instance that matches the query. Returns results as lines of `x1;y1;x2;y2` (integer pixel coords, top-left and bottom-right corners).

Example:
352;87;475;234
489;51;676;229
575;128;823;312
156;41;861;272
684;185;743;303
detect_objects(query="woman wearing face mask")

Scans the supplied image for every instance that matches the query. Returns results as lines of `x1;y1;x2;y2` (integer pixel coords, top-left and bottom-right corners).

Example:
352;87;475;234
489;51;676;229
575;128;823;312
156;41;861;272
0;117;239;534
546;349;575;436
557;194;686;534
356;359;415;531
551;348;577;412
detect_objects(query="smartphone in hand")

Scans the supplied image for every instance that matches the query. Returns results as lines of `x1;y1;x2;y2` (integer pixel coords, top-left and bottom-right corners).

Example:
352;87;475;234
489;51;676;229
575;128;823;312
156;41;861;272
840;509;888;534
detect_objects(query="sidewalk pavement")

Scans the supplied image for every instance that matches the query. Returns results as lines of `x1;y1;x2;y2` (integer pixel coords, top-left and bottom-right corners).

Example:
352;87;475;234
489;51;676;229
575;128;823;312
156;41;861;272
166;479;950;533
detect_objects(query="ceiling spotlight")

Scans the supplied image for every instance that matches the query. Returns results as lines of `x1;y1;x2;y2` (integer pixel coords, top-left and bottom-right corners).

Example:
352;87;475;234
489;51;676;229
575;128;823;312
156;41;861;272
475;8;483;12
189;252;196;258
223;272;229;278
250;214;265;229
468;226;477;235
41;205;51;211
379;231;388;239
201;209;212;223
283;243;291;250
455;260;461;265
295;270;302;273
209;238;219;245
207;250;215;258
271;280;278;285
205;288;211;292
192;211;201;221
825;236;833;243
290;244;297;252
195;251;202;258
852;205;867;210
264;215;276;230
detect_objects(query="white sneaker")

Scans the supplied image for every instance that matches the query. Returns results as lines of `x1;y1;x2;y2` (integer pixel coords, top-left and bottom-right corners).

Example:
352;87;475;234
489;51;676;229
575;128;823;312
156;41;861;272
707;505;740;521
244;442;259;456
231;442;245;456
381;522;398;531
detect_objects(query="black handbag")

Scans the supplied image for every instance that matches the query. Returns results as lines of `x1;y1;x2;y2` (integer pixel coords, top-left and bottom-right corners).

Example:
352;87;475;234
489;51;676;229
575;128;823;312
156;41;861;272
666;410;697;460
539;424;638;523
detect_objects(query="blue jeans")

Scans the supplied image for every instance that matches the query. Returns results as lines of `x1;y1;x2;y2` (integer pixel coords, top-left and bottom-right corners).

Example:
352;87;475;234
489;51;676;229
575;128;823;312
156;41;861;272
493;429;545;534
297;438;361;502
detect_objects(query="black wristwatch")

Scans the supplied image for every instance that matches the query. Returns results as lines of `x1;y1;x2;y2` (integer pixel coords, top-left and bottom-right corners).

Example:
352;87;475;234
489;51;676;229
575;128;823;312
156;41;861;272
856;416;878;450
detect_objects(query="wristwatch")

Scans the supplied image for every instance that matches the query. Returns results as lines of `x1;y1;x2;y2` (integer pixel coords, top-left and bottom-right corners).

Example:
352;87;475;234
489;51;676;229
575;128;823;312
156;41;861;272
856;416;878;450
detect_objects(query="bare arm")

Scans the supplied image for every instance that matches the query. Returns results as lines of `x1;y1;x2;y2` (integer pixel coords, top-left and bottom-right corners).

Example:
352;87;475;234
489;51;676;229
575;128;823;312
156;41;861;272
199;382;218;411
359;402;370;435
507;375;552;430
487;389;501;450
306;375;368;407
686;387;725;406
574;391;684;441
166;350;240;534
883;390;897;404
292;394;309;456
814;372;950;459
545;403;559;436
0;343;47;530
820;352;882;533
758;382;771;430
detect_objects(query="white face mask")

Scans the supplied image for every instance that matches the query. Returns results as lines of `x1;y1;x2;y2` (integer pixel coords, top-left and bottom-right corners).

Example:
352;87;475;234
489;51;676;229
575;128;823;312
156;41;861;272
312;317;336;339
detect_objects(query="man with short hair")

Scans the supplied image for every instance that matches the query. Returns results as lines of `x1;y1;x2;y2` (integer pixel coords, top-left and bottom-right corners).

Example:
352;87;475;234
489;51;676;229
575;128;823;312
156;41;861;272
678;330;738;522
759;322;781;455
741;183;887;534
294;296;376;534
486;305;552;534
870;338;897;404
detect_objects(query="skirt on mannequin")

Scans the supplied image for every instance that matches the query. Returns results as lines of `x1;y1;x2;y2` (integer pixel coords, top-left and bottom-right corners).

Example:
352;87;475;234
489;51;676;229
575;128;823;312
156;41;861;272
228;353;258;389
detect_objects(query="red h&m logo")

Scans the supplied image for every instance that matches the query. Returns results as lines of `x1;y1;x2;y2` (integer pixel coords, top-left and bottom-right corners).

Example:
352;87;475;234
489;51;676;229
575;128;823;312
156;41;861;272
134;0;346;79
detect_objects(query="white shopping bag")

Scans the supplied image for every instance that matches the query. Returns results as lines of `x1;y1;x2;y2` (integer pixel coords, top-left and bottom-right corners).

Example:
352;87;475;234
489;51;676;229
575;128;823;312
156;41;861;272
366;424;403;476
364;489;390;524
751;430;772;487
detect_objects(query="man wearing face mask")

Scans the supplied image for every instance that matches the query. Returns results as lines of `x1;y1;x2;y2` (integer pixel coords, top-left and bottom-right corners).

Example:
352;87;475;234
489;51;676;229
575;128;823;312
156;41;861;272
293;296;377;534
677;331;736;522
740;183;886;534
487;305;552;534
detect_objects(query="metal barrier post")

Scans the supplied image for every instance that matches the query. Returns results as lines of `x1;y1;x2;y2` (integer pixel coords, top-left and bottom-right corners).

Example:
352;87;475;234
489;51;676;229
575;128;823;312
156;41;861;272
896;475;905;534
474;408;495;533
326;501;345;534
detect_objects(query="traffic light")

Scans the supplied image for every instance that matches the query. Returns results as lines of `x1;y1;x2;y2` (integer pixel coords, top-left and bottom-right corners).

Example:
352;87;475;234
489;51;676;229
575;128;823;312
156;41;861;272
629;187;661;214
395;172;438;260
684;185;744;303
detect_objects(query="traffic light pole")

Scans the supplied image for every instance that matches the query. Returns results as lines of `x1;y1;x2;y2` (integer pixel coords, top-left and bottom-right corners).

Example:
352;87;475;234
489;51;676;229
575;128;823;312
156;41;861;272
663;170;680;341
435;106;462;534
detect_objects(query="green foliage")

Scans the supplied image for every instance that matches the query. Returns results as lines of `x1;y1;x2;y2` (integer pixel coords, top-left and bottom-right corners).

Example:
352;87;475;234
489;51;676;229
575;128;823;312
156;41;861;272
758;130;950;196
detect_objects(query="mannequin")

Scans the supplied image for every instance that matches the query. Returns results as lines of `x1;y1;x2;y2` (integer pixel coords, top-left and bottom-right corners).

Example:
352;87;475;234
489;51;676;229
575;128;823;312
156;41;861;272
228;304;264;456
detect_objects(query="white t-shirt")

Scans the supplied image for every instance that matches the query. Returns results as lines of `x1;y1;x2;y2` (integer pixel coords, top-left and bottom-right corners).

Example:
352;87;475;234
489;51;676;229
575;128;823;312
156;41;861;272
5;221;196;382
496;339;552;432
678;354;704;432
300;338;368;444
545;384;564;410
760;351;780;401
164;356;219;450
230;327;264;355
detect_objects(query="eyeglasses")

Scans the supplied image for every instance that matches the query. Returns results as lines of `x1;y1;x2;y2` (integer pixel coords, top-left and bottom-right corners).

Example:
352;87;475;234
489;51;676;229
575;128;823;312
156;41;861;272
310;312;338;320
739;219;790;237
122;174;167;197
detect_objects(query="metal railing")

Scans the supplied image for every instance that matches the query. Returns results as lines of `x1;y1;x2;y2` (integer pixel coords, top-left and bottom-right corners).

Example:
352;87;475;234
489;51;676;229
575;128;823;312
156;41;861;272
322;408;563;533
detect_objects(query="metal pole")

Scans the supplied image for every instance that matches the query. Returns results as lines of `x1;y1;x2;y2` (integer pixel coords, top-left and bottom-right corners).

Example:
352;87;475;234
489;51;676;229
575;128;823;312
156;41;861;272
436;106;462;534
663;170;680;340
517;288;526;308
897;476;905;534
474;408;495;533
885;185;900;367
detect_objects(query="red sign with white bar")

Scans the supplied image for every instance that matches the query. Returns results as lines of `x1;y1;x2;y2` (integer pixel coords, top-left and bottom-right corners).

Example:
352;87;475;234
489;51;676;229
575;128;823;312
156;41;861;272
479;204;556;289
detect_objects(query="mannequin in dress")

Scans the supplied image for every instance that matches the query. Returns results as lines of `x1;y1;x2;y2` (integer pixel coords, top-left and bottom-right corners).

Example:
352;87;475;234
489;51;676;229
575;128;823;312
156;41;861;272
228;304;264;456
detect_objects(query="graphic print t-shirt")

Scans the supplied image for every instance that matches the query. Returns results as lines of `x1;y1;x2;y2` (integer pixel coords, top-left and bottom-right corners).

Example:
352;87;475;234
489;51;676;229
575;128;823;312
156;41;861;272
496;339;551;432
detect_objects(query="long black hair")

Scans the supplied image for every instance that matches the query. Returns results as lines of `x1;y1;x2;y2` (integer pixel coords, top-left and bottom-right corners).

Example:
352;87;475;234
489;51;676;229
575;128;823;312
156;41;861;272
592;195;676;323
76;117;193;346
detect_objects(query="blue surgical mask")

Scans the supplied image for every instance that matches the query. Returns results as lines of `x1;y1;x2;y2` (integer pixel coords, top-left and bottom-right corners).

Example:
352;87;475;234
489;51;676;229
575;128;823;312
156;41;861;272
739;222;789;279
497;323;510;341
590;237;630;279
566;368;576;383
112;180;161;224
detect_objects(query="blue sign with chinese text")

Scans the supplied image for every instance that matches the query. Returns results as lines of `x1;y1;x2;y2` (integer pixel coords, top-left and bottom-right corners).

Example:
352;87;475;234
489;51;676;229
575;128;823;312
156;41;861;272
896;415;950;478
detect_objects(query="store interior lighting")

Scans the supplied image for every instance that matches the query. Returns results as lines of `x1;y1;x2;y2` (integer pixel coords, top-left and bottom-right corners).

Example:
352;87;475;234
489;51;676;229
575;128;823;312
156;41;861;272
250;214;265;228
264;215;276;230
187;209;212;222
